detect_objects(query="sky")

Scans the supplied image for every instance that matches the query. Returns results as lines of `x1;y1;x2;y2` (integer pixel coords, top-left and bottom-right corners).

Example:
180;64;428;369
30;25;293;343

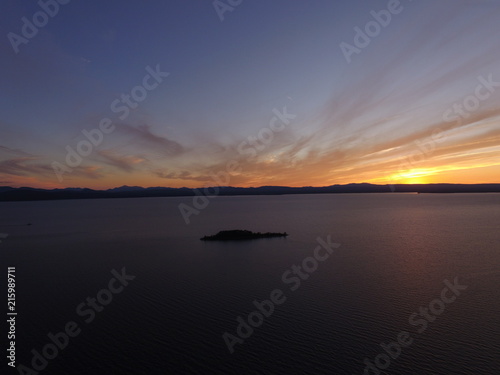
0;0;499;189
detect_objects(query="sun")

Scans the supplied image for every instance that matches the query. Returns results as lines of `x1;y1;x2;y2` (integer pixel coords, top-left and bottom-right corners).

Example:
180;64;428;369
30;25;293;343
404;175;429;184
390;169;434;184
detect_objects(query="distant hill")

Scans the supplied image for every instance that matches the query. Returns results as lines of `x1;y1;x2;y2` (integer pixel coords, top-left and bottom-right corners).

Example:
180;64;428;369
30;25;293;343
0;183;498;202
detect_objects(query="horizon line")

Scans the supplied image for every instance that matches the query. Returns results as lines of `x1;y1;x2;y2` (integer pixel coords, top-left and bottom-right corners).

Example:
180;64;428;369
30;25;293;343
2;182;500;191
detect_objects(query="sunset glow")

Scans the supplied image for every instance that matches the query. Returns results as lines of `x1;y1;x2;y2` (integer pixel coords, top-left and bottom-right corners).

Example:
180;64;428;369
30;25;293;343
1;1;499;190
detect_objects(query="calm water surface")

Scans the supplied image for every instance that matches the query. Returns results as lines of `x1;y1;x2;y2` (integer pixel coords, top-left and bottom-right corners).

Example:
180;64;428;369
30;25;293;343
1;193;499;374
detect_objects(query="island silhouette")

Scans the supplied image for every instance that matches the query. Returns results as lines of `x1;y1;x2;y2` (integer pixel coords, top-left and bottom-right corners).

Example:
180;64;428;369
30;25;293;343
200;230;288;241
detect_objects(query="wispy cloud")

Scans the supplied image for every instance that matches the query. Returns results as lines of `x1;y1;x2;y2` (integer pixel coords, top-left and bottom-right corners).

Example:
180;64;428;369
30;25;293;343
97;150;147;172
114;124;185;158
0;145;34;158
152;169;211;182
0;157;104;182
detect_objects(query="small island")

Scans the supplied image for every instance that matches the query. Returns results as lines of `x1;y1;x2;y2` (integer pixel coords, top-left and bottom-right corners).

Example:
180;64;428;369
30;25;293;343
200;230;288;241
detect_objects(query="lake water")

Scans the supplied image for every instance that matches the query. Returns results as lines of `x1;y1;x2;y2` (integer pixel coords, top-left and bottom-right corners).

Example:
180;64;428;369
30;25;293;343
1;193;499;374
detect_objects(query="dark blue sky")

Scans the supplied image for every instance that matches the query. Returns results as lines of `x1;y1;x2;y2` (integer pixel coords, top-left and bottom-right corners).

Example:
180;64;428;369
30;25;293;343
1;0;499;188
